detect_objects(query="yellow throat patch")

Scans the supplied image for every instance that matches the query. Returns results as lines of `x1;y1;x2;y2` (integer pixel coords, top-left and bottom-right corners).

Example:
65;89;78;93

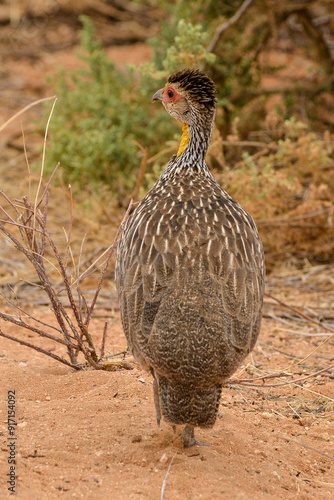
176;123;189;157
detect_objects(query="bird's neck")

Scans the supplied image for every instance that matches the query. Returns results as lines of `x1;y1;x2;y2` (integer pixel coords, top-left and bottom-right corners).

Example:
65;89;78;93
171;116;213;171
160;112;215;181
176;123;190;157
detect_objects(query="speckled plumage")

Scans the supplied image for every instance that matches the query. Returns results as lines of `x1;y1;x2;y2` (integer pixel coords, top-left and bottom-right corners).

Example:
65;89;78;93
116;68;265;447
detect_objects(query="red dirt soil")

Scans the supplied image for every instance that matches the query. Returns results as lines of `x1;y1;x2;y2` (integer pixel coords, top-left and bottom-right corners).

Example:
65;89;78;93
0;292;333;499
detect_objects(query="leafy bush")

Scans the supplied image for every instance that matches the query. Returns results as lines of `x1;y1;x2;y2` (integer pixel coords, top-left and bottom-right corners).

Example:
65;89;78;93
45;15;214;199
155;19;215;72
45;16;174;197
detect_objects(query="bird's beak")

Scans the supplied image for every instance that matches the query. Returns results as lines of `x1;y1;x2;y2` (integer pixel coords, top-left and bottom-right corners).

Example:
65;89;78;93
152;88;164;103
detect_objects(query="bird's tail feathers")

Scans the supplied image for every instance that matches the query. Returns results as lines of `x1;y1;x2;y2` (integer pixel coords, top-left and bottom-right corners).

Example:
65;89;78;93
159;376;222;428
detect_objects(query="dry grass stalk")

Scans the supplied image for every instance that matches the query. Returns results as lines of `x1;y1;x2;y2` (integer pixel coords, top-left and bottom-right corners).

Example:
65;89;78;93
225;363;334;389
0;96;57;133
278;435;334;461
160;454;176;500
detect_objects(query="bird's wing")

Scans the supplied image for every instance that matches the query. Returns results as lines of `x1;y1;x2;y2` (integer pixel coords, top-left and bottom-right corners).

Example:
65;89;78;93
116;178;264;360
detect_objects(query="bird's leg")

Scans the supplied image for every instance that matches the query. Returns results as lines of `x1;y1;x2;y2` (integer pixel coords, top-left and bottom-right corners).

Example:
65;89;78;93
153;379;161;426
181;425;211;448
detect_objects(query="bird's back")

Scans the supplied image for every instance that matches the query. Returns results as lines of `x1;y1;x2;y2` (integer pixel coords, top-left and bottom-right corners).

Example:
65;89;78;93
116;170;264;426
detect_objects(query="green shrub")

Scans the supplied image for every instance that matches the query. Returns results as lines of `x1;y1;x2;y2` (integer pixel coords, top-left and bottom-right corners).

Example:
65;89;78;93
44;15;214;198
45;17;171;195
155;19;215;72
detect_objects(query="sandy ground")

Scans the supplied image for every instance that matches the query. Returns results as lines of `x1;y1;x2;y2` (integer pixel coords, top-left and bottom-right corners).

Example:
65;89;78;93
0;283;333;500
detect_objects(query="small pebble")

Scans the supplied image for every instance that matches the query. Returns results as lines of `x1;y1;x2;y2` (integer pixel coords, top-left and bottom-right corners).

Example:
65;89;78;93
262;412;274;419
254;449;267;458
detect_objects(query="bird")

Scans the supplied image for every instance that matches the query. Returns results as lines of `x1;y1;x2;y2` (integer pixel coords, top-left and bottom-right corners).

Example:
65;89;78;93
116;68;265;448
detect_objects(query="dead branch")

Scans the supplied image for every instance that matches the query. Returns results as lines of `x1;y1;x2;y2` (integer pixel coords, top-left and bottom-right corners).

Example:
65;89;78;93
0;310;75;348
207;0;255;53
160;454;176;500
0;164;133;370
100;321;108;359
297;9;334;75
265;292;334;334
0;328;78;370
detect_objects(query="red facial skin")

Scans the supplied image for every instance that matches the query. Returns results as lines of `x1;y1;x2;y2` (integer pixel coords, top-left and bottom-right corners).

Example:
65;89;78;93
162;85;184;104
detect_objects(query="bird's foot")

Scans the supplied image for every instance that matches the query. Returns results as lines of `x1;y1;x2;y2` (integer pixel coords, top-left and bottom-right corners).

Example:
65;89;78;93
181;425;211;448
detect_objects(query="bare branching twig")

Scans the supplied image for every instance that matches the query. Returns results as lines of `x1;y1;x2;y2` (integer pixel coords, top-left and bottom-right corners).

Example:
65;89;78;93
0;163;133;370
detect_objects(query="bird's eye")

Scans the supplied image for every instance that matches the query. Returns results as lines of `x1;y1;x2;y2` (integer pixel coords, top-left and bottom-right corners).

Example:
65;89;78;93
167;89;174;99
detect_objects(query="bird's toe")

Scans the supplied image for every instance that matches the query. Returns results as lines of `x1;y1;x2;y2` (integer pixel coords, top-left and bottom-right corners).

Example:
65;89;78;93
181;425;211;448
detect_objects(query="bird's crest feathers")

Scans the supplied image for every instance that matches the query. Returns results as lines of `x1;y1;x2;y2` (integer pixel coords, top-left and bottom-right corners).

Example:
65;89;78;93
168;68;217;108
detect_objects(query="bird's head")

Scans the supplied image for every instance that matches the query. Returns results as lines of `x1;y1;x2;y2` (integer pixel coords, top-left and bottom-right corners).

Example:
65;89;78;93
152;68;216;127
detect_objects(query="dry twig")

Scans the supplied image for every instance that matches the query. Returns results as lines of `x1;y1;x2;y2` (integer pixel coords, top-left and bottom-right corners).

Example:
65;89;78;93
265;292;334;333
225;363;334;389
278;435;334;461
0;187;133;370
207;0;254;53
